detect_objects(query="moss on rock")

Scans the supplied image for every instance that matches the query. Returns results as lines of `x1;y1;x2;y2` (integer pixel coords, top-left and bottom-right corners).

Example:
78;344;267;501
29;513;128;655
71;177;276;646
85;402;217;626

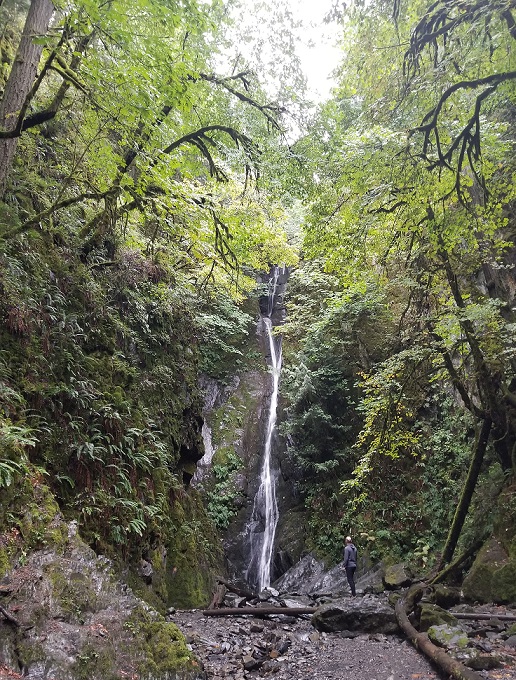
418;603;458;631
462;538;516;604
125;606;196;678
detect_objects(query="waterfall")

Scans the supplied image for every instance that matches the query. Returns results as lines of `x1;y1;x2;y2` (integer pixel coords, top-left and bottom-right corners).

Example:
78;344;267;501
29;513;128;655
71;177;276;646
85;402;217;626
245;267;283;592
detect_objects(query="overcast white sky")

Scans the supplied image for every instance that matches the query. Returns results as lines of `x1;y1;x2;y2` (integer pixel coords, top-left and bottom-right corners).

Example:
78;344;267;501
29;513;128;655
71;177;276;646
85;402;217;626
288;0;342;99
225;0;343;103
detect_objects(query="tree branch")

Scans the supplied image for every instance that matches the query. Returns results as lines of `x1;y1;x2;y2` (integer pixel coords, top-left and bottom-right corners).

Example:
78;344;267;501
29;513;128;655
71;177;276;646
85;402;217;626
198;72;285;131
1;189;118;241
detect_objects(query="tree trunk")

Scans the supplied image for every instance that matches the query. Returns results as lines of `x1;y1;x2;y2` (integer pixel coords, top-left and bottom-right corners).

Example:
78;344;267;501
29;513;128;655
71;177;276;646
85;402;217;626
430;539;483;585
438;417;492;570
0;0;54;195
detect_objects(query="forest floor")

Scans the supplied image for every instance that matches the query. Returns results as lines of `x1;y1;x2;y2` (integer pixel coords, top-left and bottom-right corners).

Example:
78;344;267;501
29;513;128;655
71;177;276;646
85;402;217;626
172;607;516;680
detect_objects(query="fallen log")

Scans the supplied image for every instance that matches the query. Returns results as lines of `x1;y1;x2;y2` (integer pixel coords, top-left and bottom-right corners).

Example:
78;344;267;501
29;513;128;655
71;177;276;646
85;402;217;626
395;584;482;680
215;578;257;601
202;606;316;617
450;612;516;622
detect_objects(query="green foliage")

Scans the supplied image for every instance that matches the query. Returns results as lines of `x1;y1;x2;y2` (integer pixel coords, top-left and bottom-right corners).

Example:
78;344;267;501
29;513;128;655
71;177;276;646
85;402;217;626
282;271;393;479
205;449;243;530
196;293;256;380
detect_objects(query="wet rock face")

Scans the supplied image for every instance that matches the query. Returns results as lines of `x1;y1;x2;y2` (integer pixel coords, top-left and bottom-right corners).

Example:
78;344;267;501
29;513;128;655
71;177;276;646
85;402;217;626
0;522;200;680
272;555;326;595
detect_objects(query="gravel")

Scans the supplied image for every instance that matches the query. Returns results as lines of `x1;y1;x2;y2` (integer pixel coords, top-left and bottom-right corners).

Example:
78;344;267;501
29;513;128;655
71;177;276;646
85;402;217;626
172;609;441;680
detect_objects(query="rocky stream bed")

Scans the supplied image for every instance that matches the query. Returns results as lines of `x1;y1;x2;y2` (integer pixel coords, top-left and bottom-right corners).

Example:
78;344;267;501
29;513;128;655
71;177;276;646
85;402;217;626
170;595;516;680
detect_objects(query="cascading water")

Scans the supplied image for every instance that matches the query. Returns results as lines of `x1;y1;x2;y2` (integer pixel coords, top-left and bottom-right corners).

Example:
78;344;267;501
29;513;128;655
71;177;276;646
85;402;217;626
245;267;283;592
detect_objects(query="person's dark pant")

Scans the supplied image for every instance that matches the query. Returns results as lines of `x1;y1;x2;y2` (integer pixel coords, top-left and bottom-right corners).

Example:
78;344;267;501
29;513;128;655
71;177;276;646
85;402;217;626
345;566;356;596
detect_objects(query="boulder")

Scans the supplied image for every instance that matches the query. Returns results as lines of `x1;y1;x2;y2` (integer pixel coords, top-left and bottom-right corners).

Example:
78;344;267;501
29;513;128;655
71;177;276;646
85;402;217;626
427;624;469;650
431;584;461;609
357;562;385;594
464;653;503;670
418;603;458;632
462;538;516;604
383;563;413;590
272;554;326;594
307;561;349;596
0;519;200;680
311;596;399;633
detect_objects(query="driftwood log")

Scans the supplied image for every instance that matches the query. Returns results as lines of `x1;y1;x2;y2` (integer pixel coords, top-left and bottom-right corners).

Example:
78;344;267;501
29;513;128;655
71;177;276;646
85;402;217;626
202;606;316;617
450;612;516;622
395;584;482;680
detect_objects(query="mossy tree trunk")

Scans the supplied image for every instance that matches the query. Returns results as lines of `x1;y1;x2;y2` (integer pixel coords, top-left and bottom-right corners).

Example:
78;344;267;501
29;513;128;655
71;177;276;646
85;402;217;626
0;0;55;194
437;417;492;570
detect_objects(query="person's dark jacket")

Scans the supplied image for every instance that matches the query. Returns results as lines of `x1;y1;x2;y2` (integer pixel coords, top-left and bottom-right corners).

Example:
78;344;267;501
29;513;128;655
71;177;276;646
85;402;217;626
343;543;357;568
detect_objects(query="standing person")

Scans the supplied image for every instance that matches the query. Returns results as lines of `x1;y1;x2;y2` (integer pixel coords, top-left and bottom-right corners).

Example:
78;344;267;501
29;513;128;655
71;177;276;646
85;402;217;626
343;536;357;596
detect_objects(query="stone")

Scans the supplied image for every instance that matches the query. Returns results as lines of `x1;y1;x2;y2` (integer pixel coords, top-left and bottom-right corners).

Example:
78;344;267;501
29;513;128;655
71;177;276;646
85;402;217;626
427;624;469;650
243;656;263;671
382;563;413;590
464;653;503;670
462;538;516;604
311;596;399;634
431;584;461;609
505;635;516;648
418;603;458;632
357;563;386;595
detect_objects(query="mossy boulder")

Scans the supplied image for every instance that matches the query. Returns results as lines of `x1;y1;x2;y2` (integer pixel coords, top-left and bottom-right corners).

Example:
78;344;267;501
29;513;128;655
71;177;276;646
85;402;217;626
0;493;202;680
427;624;469;650
462;538;516;604
465;654;503;671
431;584;461;609
382;563;413;590
418;603;458;632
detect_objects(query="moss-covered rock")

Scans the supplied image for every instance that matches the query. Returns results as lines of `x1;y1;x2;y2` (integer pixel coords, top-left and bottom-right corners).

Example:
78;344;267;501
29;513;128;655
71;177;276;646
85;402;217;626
418;603;458;631
431;584;461;609
125;606;197;679
0;506;202;680
383;563;413;590
462;537;516;604
427;624;469;650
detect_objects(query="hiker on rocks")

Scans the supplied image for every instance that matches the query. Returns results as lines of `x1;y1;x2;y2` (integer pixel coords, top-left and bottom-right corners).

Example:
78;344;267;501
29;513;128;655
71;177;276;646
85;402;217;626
343;536;357;596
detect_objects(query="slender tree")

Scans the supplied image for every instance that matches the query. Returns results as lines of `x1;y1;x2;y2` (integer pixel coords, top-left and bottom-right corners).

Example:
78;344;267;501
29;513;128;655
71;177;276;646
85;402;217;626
0;0;54;193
